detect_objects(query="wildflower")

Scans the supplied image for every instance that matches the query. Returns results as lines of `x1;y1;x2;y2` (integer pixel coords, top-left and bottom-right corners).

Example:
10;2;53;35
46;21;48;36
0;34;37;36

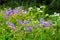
28;26;33;31
40;18;45;26
6;11;11;16
9;22;15;29
55;14;59;16
40;21;45;26
18;20;23;24
54;12;57;15
22;10;27;14
56;14;59;16
54;12;60;16
45;21;49;27
8;8;12;12
13;9;18;14
28;26;32;30
3;16;6;18
37;8;40;11
28;7;33;11
40;18;44;21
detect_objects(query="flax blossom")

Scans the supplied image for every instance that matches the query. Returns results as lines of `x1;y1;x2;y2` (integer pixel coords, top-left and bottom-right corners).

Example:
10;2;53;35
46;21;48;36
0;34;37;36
6;8;13;16
6;11;11;16
40;18;45;26
13;9;18;15
28;7;33;11
3;16;6;18
28;26;32;30
24;26;33;32
45;21;49;27
28;26;33;31
18;20;23;24
9;22;16;29
8;8;12;12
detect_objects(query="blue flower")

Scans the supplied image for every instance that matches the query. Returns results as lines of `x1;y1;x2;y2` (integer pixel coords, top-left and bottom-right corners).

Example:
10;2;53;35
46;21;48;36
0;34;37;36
3;16;6;18
28;26;33;31
40;18;44;21
45;21;49;26
40;18;45;25
6;11;11;16
18;20;23;24
27;26;33;32
13;9;18;14
8;8;12;12
9;22;15;29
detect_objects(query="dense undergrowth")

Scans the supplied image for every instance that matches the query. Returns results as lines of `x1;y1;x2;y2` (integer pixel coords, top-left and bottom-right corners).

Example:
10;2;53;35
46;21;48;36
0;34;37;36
0;5;60;40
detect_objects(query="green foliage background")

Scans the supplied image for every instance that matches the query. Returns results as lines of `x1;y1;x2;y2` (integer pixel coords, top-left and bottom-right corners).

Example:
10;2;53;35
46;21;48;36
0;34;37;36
0;0;60;14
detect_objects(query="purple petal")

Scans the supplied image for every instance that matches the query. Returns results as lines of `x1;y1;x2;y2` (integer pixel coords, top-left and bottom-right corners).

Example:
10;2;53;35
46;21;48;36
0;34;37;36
40;18;44;21
28;26;33;30
13;9;18;14
40;18;45;26
18;20;23;24
3;16;7;18
9;22;15;29
40;21;45;25
45;22;49;26
6;11;11;16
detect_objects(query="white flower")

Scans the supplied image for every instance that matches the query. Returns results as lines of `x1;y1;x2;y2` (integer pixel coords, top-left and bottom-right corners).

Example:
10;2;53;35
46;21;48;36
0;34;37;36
56;14;59;16
22;10;27;14
55;14;59;16
37;8;40;11
54;12;57;15
28;7;33;11
54;12;60;16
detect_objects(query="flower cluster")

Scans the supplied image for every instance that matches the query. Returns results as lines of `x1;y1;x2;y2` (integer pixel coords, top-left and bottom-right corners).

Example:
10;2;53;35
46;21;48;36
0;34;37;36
6;21;16;29
3;6;27;17
40;18;53;27
54;12;60;16
2;6;54;32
